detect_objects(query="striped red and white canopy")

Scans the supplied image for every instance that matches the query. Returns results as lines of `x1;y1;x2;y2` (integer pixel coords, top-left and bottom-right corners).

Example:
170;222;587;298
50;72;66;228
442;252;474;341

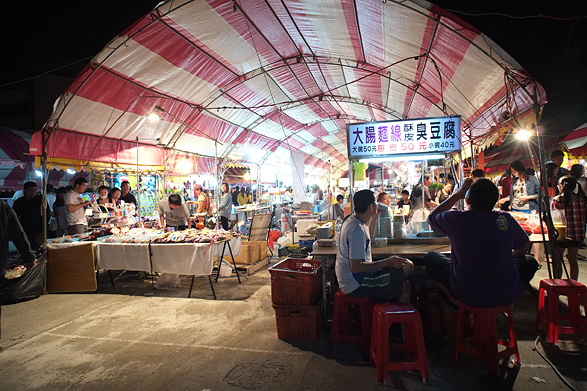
30;0;546;178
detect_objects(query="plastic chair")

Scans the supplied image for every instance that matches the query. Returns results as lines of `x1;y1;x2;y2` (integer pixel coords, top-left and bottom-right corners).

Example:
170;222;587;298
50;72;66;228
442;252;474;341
455;303;519;375
370;303;429;384
331;290;375;350
536;279;587;344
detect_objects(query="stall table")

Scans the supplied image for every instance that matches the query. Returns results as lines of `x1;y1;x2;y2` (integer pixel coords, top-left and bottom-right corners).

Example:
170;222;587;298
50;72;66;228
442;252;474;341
96;237;242;298
47;236;242;298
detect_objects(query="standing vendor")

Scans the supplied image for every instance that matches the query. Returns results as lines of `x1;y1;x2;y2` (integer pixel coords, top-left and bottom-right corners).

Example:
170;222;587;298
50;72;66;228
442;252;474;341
66;178;91;234
96;186;112;208
120;181;138;206
158;194;191;231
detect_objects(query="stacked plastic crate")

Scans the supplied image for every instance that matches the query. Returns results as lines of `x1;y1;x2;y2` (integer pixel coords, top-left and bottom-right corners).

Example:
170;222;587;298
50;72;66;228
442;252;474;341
269;258;323;340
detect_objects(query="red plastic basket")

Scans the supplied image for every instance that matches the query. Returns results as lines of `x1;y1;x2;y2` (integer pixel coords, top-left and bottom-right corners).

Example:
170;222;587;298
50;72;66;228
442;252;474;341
273;303;322;340
269;258;322;305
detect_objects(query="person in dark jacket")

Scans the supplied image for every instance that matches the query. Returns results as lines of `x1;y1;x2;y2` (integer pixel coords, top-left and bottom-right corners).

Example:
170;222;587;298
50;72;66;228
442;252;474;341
1;199;35;348
11;181;48;250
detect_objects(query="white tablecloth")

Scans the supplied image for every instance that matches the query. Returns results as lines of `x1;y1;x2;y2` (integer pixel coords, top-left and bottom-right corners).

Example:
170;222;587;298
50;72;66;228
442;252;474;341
95;237;242;276
94;243;151;271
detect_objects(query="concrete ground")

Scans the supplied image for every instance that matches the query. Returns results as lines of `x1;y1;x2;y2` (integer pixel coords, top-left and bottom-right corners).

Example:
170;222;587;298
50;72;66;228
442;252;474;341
0;251;586;391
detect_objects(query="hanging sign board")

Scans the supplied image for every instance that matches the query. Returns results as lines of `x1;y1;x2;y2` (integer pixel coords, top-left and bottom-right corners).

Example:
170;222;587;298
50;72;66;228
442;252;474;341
347;116;462;160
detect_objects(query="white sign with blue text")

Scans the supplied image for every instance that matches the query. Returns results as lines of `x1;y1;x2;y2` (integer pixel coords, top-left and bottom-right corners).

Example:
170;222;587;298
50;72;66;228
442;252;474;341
347;116;462;160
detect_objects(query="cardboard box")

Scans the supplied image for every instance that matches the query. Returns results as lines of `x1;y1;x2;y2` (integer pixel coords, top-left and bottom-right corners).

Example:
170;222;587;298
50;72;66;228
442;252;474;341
249;240;268;260
232;241;261;265
216;240;267;265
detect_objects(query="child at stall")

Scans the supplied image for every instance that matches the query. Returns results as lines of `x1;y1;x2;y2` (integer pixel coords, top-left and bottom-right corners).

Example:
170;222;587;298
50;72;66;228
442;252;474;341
551;175;586;280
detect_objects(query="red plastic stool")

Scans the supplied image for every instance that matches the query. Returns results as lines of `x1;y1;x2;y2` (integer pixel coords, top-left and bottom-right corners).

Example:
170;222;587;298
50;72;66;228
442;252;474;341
536;279;587;344
331;290;375;350
369;303;429;384
454;303;519;375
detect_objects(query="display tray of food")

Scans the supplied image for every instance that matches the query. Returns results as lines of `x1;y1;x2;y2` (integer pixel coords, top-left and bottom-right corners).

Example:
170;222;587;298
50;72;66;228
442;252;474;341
48;228;240;245
150;228;238;244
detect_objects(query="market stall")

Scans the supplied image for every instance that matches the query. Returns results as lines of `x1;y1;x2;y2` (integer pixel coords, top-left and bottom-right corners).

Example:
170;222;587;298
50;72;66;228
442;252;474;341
46;228;243;298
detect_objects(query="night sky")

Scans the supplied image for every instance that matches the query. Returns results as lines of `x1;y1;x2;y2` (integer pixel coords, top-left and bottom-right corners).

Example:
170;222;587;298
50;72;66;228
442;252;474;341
2;1;586;137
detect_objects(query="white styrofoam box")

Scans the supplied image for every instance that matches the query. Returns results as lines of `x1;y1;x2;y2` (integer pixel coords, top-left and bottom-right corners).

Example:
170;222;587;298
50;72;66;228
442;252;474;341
289;218;318;243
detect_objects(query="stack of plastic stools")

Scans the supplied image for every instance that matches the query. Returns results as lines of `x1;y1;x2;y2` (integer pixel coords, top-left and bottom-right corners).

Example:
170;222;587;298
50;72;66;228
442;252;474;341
454;302;519;375
536;279;587;344
331;290;375;350
369;303;429;384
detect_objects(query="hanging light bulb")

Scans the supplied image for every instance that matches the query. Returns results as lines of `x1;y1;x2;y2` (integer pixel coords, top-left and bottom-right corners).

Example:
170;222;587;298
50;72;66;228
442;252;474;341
516;129;531;141
146;112;161;121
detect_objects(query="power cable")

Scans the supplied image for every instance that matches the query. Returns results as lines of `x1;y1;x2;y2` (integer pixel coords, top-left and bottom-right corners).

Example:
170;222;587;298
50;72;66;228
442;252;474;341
533;332;579;391
0;56;92;88
446;10;585;21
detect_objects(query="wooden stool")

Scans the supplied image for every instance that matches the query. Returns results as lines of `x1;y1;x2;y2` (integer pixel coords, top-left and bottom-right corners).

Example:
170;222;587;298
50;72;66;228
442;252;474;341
331;290;375;350
370;303;429;384
536;279;587;344
455;303;519;375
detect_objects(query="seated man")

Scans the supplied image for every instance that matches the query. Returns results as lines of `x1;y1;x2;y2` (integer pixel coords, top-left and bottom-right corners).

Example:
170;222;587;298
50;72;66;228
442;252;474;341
335;189;413;300
424;178;538;308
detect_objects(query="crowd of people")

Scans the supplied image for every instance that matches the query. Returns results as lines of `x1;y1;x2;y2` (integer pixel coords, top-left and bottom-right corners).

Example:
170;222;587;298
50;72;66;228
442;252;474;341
7;178;140;245
5;179;266;246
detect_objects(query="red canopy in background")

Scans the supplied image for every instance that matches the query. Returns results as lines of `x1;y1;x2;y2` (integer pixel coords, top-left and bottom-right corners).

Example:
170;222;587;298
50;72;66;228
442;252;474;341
563;122;587;157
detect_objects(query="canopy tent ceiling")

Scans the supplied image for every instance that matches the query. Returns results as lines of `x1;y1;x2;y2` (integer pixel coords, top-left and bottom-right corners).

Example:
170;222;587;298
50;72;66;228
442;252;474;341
30;0;546;178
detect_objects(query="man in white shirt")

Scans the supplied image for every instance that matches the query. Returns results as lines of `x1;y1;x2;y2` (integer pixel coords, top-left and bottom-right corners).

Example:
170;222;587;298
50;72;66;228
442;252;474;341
65;178;90;234
158;194;191;231
335;189;413;300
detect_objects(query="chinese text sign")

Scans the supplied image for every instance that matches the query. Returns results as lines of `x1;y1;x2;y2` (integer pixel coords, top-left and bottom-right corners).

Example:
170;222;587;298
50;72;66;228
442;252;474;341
347;116;462;159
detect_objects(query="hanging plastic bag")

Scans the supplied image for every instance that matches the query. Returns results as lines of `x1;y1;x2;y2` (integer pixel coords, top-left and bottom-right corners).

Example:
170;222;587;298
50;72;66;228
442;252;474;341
219;259;233;277
527;211;548;234
49;216;58;231
1;255;46;305
549;200;567;226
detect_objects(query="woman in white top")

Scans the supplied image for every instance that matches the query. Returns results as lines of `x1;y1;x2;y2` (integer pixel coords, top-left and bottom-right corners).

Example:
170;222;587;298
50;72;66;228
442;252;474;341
217;182;233;230
506;161;540;214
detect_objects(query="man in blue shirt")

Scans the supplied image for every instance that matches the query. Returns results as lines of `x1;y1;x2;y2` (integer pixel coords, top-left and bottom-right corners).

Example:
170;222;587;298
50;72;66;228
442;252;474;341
424;178;538;308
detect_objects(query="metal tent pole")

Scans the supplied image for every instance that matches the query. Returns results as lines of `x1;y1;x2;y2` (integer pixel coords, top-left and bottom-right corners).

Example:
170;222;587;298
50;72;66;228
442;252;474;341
328;160;332;220
136;137;141;227
349;159;355;214
215;141;220;229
